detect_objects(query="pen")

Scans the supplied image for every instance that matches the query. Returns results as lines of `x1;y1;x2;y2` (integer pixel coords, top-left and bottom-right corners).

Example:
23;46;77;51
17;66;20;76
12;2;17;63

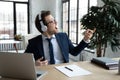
65;66;73;71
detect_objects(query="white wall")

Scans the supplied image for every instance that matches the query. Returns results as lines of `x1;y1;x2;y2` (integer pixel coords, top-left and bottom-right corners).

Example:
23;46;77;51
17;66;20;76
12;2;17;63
29;0;62;34
97;0;104;6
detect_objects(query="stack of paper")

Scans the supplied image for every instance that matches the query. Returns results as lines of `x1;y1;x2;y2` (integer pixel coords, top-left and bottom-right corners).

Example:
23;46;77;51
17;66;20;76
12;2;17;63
55;64;91;77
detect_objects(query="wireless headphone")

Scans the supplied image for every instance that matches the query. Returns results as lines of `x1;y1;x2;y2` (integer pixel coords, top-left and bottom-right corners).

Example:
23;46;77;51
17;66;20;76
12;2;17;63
38;14;47;32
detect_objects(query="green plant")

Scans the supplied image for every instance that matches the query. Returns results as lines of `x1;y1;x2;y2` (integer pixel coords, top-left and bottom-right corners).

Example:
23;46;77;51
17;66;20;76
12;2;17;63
14;34;22;41
80;0;120;57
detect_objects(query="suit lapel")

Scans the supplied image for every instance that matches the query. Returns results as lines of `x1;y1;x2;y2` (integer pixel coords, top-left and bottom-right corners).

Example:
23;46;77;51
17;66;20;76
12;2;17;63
55;34;67;62
55;34;63;52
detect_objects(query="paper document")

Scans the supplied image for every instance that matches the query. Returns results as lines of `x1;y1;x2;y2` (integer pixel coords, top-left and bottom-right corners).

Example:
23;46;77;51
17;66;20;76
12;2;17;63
55;64;92;77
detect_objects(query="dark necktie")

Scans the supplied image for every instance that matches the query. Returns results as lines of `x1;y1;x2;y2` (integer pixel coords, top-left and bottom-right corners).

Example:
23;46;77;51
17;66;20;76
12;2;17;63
46;38;55;64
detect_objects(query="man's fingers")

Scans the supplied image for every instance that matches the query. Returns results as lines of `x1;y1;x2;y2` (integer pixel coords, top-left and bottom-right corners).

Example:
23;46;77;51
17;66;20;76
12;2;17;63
86;29;93;34
39;57;43;61
35;60;48;66
87;28;96;34
40;60;48;66
93;28;96;33
44;60;48;65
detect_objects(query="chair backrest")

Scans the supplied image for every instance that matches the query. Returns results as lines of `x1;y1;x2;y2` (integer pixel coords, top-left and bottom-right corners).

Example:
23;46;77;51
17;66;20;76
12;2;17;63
22;34;38;49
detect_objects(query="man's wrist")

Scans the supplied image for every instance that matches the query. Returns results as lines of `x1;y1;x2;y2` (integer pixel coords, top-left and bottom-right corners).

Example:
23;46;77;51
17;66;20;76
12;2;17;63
83;39;90;43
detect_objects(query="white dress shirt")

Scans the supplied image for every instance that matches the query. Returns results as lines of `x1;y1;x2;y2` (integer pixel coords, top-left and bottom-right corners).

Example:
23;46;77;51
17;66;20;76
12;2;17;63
42;34;64;64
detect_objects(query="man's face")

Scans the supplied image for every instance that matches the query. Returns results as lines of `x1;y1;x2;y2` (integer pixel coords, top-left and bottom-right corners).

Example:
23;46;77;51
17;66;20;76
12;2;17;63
45;15;58;35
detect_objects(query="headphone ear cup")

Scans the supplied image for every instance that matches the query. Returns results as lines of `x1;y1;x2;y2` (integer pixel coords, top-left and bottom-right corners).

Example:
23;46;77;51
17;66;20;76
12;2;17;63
40;21;47;32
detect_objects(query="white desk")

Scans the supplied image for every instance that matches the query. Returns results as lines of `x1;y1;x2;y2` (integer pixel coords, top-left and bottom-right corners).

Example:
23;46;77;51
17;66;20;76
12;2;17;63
0;40;21;53
0;40;20;44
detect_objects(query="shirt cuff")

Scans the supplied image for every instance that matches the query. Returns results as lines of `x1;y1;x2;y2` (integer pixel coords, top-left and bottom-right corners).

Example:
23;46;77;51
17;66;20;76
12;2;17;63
83;39;90;43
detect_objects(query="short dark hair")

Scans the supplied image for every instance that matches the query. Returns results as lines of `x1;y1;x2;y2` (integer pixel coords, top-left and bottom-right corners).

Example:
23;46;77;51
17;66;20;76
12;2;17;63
35;10;51;33
41;11;51;25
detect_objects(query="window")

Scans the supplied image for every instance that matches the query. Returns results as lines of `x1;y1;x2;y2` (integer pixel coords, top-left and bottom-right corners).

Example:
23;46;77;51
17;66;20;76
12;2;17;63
69;0;77;43
63;2;68;35
0;0;29;40
0;2;14;39
62;0;97;44
16;3;28;35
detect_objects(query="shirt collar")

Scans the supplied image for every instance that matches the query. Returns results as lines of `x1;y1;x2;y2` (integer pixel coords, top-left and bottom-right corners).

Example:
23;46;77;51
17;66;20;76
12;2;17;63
42;34;56;40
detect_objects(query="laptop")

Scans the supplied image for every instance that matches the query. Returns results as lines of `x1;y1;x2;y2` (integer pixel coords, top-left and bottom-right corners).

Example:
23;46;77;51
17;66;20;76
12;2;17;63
0;52;47;80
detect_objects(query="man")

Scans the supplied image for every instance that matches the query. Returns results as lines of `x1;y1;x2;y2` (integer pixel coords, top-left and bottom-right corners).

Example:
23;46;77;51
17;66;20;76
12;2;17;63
25;10;95;66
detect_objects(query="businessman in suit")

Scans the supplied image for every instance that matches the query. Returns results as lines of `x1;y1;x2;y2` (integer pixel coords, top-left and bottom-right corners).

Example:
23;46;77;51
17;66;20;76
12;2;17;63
25;10;95;66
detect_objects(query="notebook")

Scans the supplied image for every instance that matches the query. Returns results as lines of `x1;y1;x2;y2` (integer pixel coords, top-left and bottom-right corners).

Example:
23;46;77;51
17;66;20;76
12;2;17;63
91;57;118;70
0;52;47;80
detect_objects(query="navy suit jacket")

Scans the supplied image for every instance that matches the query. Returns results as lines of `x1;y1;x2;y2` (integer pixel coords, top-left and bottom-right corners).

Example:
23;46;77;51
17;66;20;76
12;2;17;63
25;33;88;63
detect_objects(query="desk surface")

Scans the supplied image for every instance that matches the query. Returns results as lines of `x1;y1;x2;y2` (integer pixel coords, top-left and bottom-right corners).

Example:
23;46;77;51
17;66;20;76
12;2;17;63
0;61;119;80
36;61;120;80
0;40;20;44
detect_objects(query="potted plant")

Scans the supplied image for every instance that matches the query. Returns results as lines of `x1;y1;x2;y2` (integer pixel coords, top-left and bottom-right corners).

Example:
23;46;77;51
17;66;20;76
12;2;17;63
14;34;22;41
80;0;120;57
